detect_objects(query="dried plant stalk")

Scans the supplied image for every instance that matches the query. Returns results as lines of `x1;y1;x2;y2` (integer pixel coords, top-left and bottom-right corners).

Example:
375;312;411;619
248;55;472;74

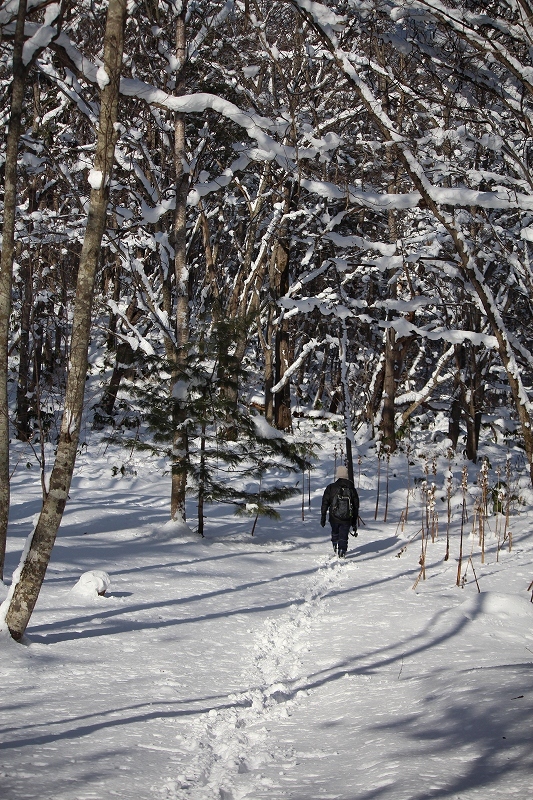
374;443;381;521
384;448;390;523
456;466;468;587
445;452;453;562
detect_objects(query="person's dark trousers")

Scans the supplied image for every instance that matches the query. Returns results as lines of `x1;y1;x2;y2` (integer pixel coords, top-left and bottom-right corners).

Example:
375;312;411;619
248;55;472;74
331;522;351;555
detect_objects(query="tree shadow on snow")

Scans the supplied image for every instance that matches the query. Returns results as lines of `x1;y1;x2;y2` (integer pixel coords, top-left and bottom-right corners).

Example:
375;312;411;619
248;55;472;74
279;598;533;799
26;564;322;643
0;691;256;749
356;664;533;800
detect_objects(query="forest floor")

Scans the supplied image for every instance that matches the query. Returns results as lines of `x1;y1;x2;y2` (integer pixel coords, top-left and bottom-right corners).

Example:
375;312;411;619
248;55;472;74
1;418;532;800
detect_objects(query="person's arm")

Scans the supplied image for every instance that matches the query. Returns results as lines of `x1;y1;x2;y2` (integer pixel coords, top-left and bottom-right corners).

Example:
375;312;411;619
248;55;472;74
351;487;359;529
321;486;330;526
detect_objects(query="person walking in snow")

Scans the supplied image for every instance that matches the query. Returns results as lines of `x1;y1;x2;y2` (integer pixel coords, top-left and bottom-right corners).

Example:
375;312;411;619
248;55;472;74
320;465;359;558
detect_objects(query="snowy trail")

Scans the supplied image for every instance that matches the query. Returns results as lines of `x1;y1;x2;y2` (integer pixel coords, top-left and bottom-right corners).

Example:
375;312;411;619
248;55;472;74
3;434;533;800
158;553;355;800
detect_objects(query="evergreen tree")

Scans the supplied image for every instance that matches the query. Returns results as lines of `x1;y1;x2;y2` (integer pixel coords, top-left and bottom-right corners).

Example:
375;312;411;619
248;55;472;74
108;317;316;534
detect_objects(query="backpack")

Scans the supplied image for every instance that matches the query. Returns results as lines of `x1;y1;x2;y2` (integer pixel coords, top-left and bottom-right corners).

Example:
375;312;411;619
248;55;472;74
332;485;352;521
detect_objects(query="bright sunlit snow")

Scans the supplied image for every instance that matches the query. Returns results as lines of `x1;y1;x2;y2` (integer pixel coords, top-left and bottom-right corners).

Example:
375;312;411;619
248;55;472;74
1;420;532;800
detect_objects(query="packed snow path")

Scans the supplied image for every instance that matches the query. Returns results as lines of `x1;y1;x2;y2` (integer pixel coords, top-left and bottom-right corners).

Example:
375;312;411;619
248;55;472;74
1;457;532;800
159;553;353;800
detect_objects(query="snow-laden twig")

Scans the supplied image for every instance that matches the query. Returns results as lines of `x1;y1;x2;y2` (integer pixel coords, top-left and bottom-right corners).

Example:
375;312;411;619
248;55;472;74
271;338;319;394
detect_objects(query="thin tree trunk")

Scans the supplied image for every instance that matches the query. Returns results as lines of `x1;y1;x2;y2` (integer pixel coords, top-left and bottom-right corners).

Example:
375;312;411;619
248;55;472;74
219;164;274;418
381;327;397;451
258;304;274;423
449;345;462;450
4;0;127;640
274;314;292;431
0;0;31;581
197;421;206;537
99;303;144;417
170;4;190;521
339;320;355;483
270;183;293;431
16;258;33;440
379;144;402;452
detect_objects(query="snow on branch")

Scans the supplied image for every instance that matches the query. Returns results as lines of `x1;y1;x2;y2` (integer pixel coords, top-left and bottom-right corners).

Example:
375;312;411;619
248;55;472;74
286;260;335;299
107;297;155;356
395;345;455;427
22;2;61;65
19;18;533;214
291;0;346;35
187;1;234;62
17;26;293;162
279;296;356;321
301;177;533;212
399;1;533;93
325;232;396;256
386;317;498;349
271;338;319;394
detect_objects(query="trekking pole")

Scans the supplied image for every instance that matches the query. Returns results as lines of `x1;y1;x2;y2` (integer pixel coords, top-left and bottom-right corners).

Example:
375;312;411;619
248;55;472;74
301;467;305;521
374;442;381;520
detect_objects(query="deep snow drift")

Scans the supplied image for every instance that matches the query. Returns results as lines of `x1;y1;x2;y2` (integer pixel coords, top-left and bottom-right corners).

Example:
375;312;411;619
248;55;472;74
1;419;532;800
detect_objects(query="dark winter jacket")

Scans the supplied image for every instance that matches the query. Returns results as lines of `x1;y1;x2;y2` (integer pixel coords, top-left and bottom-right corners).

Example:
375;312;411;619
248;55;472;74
321;477;359;528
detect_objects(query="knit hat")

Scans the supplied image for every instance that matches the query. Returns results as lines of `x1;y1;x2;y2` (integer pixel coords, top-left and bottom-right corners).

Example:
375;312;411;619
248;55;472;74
335;465;349;480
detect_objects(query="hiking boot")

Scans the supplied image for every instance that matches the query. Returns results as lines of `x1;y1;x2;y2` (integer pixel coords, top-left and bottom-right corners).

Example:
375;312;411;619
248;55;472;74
338;550;346;558
332;543;337;553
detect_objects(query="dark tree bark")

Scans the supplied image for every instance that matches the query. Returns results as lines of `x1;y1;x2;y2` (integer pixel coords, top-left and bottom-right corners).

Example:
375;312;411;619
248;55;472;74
15;257;33;441
269;182;294;431
170;3;190;521
0;0;30;582
99;302;144;418
381;327;398;452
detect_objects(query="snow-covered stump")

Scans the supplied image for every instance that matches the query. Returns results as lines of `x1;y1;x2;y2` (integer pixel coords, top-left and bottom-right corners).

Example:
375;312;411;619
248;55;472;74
68;570;111;602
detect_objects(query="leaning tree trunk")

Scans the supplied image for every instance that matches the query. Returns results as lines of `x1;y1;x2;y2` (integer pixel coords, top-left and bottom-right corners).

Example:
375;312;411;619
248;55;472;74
4;0;127;640
0;0;29;582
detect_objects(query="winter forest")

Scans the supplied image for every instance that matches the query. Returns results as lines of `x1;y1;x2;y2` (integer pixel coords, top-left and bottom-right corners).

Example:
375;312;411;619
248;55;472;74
2;1;533;632
2;2;533;797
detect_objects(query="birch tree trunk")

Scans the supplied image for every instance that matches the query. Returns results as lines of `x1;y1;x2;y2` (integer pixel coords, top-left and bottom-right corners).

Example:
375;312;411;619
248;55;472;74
4;0;128;640
0;0;29;582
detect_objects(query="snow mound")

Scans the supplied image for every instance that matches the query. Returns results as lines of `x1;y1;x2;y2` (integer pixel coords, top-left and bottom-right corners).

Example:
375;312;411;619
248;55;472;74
68;570;111;601
460;591;533;622
149;517;198;541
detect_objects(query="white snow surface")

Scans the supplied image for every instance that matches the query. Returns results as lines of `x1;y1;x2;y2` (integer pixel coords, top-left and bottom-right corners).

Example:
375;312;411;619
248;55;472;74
88;169;104;190
68;570;111;601
96;66;110;90
1;424;532;800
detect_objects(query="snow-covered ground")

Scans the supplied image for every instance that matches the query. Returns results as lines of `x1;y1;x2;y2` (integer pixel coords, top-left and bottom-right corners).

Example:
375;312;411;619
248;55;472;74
1;423;532;800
